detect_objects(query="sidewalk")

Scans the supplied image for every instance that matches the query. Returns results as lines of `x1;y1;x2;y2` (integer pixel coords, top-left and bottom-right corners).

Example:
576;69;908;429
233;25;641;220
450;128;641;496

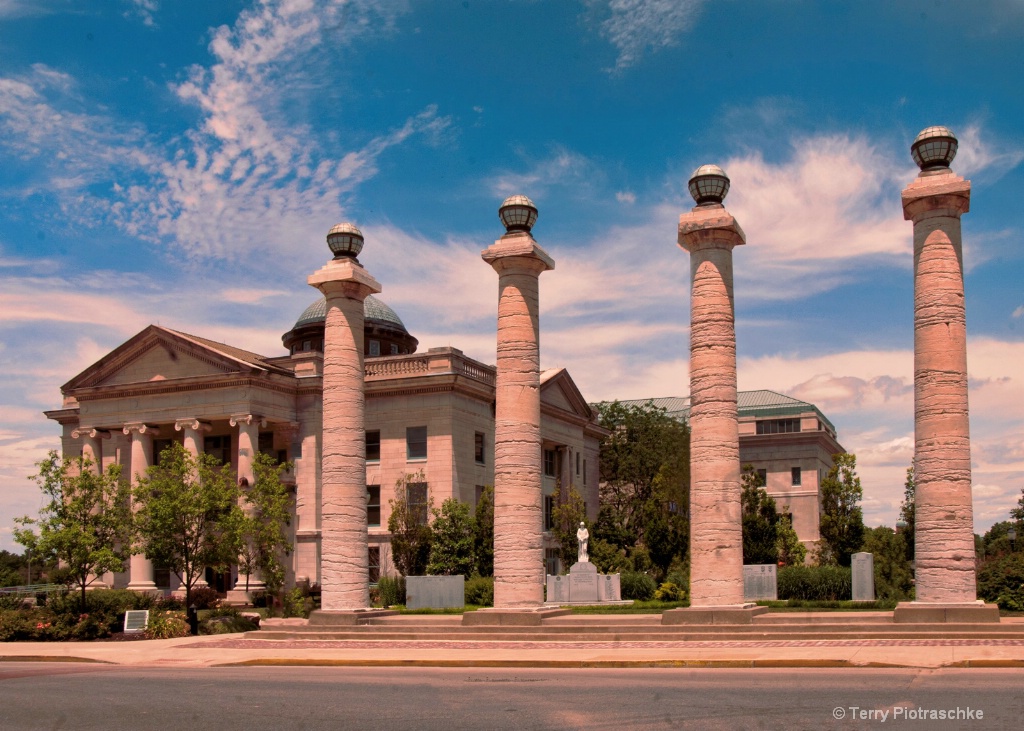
3;617;1024;670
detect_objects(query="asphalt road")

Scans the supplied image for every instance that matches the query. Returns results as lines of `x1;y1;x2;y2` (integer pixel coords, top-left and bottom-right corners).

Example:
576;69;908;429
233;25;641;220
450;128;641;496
1;664;1022;730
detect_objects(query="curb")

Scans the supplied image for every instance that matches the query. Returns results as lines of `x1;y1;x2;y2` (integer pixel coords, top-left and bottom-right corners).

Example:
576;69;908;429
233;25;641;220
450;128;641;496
214;658;927;669
0;655;110;664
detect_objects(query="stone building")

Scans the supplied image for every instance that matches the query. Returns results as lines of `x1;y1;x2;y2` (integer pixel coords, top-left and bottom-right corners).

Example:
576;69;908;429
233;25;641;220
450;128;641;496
44;295;605;593
612;391;845;549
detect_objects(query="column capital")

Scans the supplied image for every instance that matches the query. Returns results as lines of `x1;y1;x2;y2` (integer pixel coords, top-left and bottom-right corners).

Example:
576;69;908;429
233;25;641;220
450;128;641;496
902;172;970;222
230;414;266;429
123;422;161;437
308;257;381;300
482;233;554;274
678;205;746;252
174;418;212;433
71;427;111;440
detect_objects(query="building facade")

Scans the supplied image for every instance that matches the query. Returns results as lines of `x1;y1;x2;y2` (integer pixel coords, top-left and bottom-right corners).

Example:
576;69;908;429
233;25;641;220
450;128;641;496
44;296;606;592
614;391;845;549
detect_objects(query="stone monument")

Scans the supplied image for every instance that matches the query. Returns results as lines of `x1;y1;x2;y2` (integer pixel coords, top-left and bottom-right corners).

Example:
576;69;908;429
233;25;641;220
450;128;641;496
894;127;998;623
851;552;875;602
663;166;765;625
742;564;778;602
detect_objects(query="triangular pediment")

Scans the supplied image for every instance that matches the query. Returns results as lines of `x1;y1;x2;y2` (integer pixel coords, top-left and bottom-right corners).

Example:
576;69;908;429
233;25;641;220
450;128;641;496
540;368;594;421
62;326;275;392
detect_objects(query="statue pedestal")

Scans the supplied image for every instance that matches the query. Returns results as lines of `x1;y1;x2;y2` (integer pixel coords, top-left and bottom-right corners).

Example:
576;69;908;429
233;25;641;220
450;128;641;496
545;562;626;605
568;561;599;602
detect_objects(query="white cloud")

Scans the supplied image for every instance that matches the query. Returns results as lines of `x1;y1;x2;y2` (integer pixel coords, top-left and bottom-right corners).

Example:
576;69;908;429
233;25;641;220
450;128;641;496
598;0;704;72
953;123;1024;181
616;190;636;204
488;146;601;198
125;0;159;27
1013;305;1024;319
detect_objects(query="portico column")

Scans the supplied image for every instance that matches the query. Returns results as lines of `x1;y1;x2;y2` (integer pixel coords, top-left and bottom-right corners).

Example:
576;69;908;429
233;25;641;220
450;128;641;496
898;127;985;616
174;418;212;588
482;196;554;608
676;166;746;609
230;413;267;594
71;427;110;473
124;423;160;592
308;223;381;611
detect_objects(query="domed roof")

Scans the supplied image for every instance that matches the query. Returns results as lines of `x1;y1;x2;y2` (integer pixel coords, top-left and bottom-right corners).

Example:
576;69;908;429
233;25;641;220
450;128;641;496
293;295;409;332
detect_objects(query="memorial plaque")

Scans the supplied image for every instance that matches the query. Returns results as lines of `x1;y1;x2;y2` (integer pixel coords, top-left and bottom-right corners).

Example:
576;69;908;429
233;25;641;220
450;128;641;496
546;575;570;604
598;574;621;602
568;561;599;602
742;564;777;601
852;552;875;601
406;575;465;609
123;609;149;634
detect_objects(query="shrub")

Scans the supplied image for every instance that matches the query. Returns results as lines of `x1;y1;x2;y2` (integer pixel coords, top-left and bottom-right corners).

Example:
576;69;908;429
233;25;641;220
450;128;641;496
156;596;186;611
200;607;260;635
977;552;1024;608
46;589;155;637
144;610;190;639
282;586;314;618
377;576;406;607
654;582;685;602
0;593;30;610
777;565;852;601
187;587;221;610
464;575;494;607
620;572;656;601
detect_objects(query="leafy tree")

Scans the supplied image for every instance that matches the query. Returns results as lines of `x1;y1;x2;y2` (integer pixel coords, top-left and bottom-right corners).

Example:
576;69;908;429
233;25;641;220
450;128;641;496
550;485;588;572
388;472;433;576
818;453;865;568
1010;486;1024;528
0;550;26;587
641;483;688;580
235;452;294;598
775;511;807;567
898;465;915;561
741;465;779;565
426;498;476;576
473;485;494;577
979;521;1017;561
135;443;242;607
15;452;133;612
860;526;913;601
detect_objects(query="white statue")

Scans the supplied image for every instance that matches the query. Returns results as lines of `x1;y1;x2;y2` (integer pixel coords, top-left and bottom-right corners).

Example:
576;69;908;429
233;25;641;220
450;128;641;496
577;521;589;563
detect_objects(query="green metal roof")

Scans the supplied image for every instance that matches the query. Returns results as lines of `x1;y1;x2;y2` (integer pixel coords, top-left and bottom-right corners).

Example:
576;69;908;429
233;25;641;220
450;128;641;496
293;294;408;332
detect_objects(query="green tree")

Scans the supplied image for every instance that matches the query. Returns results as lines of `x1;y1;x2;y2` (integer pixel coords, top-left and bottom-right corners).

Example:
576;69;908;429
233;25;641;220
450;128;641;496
0;550;26;587
473;485;494;577
818;453;865;568
426;498;476;576
15;452;133;612
135;443;242;607
550;485;588;572
775;511;807;567
898;465;916;561
741;465;779;565
235;452;294;598
388;472;433;577
860;526;913;601
1010;486;1024;528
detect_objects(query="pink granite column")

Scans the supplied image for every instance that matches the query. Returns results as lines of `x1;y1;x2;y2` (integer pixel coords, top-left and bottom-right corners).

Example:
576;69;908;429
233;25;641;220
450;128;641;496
482;196;554;608
678;166;745;607
71;427;110;473
308;223;381;611
902;127;976;605
230;413;267;595
123;422;160;592
175;418;212;588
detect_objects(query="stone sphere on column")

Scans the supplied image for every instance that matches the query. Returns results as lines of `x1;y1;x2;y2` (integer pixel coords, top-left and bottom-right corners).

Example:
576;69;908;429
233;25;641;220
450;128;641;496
911;126;958;171
688;165;730;205
326;222;365;259
498;195;538;233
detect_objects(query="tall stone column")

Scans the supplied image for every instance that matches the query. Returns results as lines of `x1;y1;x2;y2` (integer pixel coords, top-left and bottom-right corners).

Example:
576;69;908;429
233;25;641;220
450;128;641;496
71;427;110;472
482;196;554;609
174;418;211;588
895;127;995;622
230;413;267;595
308;223;381;612
664;166;761;624
123;423;160;592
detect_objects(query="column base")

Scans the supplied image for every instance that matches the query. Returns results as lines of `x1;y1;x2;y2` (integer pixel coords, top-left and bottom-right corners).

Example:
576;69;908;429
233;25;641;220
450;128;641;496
462;607;571;626
309;609;399;626
893;601;1000;624
125;581;160;594
662;604;767;625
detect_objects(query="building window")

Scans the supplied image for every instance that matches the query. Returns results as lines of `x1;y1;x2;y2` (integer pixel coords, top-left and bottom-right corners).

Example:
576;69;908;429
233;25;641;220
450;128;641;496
474;432;485;464
543;449;556;478
757;469;767;486
204;435;231;466
407;482;429;526
368;546;380;584
756;418;801;435
544;494;555;530
406;426;427;460
583;460;587;486
302;340;311;351
545;548;559;577
576;452;580;476
152;439;173;466
369;339;380;357
367;485;380;526
366;430;380;462
791;467;802;486
258;431;275;456
390;343;399;355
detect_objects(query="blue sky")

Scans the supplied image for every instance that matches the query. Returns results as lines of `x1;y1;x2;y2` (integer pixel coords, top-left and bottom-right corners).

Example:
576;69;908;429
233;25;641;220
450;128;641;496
1;0;1023;551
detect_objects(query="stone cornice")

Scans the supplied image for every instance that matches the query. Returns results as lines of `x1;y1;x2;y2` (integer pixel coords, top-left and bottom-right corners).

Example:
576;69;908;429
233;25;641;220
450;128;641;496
69;373;300;402
44;408;80;425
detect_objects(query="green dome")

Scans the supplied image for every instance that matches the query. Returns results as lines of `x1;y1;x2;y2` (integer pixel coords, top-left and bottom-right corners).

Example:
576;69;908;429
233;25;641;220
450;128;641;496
293;295;409;332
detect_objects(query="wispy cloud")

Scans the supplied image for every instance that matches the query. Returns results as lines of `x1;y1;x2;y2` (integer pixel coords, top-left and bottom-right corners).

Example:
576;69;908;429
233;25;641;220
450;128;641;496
488;146;601;198
596;0;704;72
124;0;158;27
954;122;1024;180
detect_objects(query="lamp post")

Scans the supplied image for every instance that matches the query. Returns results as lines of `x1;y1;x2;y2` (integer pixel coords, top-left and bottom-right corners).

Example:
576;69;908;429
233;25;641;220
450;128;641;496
1009;527;1017;553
